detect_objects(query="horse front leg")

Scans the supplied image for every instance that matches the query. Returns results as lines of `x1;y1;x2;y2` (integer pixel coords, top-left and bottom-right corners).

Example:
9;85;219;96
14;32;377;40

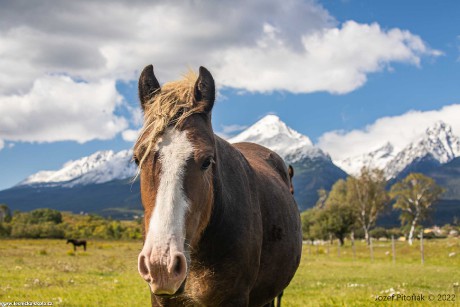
276;291;283;307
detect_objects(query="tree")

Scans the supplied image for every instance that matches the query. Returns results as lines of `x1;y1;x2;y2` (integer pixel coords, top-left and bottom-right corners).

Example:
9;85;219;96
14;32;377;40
347;167;389;245
0;204;12;223
318;180;356;246
301;208;320;242
390;173;443;245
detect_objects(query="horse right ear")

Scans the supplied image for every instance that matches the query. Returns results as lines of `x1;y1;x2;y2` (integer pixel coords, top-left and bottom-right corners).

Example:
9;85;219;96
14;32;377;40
138;64;161;111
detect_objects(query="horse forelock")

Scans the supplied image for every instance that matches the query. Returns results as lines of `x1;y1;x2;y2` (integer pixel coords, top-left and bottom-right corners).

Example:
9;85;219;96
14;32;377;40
134;70;205;171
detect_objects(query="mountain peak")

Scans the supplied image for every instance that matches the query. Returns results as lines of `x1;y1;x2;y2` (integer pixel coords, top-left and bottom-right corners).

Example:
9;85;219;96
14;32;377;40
229;115;327;163
427;120;450;133
384;121;460;178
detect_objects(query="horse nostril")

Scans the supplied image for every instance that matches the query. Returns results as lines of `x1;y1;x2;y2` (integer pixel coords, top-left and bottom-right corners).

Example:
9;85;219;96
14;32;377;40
138;254;151;281
173;256;182;276
170;254;187;278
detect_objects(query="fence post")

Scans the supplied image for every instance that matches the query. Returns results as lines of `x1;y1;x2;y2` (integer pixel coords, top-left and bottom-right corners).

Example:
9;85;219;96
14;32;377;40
369;237;374;262
337;239;341;257
420;229;424;265
391;235;396;264
351;231;356;261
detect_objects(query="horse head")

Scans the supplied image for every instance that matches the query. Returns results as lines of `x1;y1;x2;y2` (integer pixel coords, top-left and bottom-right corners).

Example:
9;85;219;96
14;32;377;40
135;65;216;296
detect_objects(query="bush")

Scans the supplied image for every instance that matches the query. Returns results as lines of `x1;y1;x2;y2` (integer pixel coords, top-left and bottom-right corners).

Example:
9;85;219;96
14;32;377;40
370;227;389;239
3;209;143;240
11;222;65;239
0;222;11;237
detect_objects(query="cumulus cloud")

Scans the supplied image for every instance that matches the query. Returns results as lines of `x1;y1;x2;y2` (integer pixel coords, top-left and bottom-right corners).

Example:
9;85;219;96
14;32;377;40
0;0;441;148
122;129;141;143
0;75;127;144
318;104;460;161
0;0;333;94
216;21;441;93
0;0;438;94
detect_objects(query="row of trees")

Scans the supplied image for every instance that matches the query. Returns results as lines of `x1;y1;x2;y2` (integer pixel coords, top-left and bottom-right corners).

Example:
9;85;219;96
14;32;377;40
302;168;444;246
0;207;143;240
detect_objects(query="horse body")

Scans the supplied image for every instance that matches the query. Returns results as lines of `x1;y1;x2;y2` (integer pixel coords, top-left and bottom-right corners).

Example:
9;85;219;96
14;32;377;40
66;239;86;251
135;65;302;306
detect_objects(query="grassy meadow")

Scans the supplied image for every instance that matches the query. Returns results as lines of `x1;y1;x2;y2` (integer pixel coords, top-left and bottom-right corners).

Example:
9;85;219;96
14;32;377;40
0;238;459;306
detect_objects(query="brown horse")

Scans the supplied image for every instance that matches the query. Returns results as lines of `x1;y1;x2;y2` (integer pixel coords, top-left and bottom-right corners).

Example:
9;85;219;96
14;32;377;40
134;65;302;306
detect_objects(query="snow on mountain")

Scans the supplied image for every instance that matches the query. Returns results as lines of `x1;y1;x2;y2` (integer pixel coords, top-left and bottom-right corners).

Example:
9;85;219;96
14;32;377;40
19;115;324;187
337;121;460;178
229;114;328;163
336;142;395;176
385;121;460;178
19;150;136;187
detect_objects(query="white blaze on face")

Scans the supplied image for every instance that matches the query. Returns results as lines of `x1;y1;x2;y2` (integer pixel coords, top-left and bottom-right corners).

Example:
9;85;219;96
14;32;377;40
145;127;193;252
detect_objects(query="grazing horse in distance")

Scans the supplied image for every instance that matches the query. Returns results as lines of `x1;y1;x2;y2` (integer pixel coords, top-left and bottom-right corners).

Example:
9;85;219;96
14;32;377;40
135;65;302;306
66;239;87;251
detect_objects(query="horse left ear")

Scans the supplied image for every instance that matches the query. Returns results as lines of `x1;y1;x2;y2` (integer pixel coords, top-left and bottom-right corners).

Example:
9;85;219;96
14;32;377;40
194;66;215;113
288;165;294;179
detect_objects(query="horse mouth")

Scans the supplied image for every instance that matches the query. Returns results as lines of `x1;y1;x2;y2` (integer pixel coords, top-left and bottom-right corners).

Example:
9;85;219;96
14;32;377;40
152;278;186;298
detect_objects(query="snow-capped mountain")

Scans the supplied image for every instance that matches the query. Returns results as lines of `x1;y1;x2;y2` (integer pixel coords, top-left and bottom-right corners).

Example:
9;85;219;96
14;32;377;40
229;114;328;163
18;115;328;188
336;142;395;176
19;150;136;187
337;121;460;178
385;121;460;178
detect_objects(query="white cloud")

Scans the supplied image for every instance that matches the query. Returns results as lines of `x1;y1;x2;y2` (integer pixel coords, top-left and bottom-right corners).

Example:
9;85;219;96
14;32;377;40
215;21;440;94
0;0;441;149
318;104;460;161
122;129;141;143
0;0;333;94
216;124;249;139
0;75;127;144
0;1;438;95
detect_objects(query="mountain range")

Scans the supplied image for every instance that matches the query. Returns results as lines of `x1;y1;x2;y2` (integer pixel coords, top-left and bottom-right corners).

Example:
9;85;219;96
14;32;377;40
336;121;460;179
1;115;459;224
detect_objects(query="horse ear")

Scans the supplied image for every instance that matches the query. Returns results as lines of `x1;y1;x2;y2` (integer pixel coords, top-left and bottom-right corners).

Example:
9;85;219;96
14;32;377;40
194;66;215;113
288;165;294;179
138;64;161;111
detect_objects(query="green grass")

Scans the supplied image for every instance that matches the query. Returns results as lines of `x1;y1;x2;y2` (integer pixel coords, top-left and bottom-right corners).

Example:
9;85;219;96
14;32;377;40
0;238;459;306
286;238;460;306
0;239;149;306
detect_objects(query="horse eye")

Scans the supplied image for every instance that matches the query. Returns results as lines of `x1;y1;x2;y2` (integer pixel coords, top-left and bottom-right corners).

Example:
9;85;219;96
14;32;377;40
201;157;213;170
133;156;140;165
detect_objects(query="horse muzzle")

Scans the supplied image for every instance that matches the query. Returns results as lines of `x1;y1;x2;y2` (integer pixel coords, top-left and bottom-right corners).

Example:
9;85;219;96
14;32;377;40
138;243;188;295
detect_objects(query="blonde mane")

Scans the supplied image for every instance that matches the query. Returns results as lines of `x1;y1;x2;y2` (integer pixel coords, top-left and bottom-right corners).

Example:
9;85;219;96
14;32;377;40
134;70;202;168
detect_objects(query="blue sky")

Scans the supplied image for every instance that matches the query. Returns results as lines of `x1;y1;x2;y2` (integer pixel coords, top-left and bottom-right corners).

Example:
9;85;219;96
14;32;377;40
0;0;459;190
